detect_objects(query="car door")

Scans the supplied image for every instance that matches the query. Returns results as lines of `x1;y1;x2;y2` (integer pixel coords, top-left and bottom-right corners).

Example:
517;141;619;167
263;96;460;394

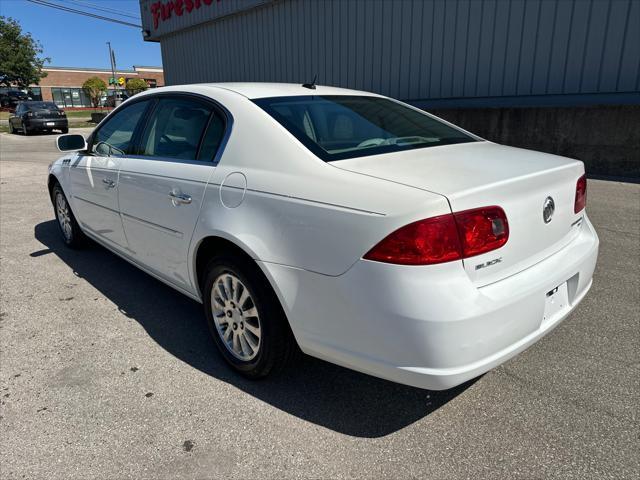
68;99;152;250
117;95;228;291
9;104;22;130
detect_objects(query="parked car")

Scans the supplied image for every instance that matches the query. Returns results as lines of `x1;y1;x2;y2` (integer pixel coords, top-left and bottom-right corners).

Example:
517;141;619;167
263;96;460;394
49;84;598;390
1;90;31;107
9;101;68;135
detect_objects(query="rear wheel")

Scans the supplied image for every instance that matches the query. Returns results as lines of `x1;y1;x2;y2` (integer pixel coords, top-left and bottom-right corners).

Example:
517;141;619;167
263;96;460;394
203;253;296;378
51;183;86;248
61;127;68;134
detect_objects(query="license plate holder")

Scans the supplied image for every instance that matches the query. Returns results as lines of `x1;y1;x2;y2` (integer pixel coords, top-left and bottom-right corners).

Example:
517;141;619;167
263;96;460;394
46;122;55;126
543;282;569;325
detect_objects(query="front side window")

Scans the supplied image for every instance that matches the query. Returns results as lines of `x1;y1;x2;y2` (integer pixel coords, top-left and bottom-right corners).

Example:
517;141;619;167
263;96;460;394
139;98;212;160
254;96;476;161
92;100;151;156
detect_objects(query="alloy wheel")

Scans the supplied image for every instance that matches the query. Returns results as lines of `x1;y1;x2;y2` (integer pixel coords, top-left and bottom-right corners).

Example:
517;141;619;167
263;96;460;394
211;272;262;361
55;192;72;241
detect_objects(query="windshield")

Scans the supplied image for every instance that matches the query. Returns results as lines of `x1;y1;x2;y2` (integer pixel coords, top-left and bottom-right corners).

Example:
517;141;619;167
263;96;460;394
254;95;476;161
25;102;59;110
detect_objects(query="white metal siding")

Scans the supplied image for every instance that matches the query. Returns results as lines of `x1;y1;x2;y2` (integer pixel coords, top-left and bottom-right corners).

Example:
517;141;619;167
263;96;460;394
149;0;640;101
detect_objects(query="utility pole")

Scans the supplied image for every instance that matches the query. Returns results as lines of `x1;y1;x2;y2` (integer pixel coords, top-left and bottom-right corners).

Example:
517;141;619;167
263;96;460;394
107;42;121;106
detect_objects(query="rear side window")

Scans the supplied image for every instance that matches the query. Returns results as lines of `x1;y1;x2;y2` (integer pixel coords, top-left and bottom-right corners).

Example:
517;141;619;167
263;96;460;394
197;110;226;161
254;95;476;161
92;100;151;155
139;98;212;160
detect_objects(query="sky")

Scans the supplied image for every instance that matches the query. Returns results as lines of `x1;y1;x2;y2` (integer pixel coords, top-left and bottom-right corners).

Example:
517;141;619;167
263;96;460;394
0;0;162;70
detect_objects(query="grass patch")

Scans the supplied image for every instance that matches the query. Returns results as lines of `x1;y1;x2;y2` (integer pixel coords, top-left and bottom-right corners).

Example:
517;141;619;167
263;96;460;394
65;109;112;118
69;121;95;128
0;109;112;120
0;121;94;134
69;122;96;128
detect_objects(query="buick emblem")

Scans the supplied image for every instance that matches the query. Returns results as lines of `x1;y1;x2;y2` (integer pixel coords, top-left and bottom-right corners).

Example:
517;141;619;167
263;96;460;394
543;196;555;223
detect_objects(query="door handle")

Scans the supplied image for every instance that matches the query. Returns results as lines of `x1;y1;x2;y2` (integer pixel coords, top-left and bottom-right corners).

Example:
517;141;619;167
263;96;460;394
168;191;192;205
102;178;115;189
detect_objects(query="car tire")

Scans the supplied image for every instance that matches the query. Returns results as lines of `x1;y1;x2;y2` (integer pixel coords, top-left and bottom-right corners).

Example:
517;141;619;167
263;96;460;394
51;183;86;248
22;124;29;136
9;122;14;134
203;253;296;379
61;128;69;134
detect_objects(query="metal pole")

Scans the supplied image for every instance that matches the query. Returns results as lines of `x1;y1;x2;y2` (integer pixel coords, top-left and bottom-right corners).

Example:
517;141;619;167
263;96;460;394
107;42;119;107
107;42;116;90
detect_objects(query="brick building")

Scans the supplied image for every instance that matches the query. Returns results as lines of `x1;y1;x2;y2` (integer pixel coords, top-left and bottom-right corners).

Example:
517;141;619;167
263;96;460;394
22;65;164;107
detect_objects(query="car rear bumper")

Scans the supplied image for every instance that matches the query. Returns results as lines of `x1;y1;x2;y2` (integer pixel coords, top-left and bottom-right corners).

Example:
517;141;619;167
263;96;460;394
260;214;599;390
25;118;68;130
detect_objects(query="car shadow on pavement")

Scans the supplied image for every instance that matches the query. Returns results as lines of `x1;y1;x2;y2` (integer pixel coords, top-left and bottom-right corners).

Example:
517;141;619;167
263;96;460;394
34;220;476;438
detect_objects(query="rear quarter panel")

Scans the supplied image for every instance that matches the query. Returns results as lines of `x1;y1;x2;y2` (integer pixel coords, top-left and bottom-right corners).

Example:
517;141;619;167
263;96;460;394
188;89;452;282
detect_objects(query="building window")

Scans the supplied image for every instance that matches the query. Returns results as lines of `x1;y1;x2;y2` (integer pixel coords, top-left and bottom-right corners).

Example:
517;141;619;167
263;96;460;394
27;87;42;101
0;87;41;101
51;87;92;108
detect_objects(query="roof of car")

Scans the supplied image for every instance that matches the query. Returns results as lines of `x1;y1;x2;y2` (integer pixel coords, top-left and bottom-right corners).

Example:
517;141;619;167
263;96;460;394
194;82;382;99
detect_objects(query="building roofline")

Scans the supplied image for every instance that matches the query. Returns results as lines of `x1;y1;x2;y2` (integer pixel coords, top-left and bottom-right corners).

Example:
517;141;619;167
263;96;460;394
43;65;163;74
133;65;163;70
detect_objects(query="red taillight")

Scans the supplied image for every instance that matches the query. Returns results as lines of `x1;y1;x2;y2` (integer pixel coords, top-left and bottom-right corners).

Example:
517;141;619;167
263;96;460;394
454;206;509;258
363;214;462;265
574;174;587;213
364;206;509;266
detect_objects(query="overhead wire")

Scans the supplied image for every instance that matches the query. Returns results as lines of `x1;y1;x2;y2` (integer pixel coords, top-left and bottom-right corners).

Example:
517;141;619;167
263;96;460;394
25;0;142;28
61;0;141;21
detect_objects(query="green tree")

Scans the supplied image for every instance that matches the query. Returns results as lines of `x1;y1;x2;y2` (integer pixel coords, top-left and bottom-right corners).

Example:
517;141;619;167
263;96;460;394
0;17;49;88
125;78;148;95
82;76;107;108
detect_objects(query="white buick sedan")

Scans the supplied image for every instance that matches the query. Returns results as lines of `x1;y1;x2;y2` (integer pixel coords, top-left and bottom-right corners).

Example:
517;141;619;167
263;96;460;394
49;83;598;390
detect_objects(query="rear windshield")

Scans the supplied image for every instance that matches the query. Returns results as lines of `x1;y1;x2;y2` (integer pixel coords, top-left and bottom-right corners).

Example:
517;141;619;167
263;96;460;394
254;95;476;161
25;102;59;110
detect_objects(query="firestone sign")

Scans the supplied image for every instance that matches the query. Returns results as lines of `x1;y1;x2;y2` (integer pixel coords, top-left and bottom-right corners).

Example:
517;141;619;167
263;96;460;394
151;0;222;29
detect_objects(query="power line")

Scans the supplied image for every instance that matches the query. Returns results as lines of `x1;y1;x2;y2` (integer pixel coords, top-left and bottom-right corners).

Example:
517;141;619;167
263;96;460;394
62;0;141;21
27;0;142;27
25;0;142;28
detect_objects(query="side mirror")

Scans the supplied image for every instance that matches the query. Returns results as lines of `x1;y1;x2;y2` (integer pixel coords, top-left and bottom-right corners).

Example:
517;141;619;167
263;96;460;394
56;134;87;152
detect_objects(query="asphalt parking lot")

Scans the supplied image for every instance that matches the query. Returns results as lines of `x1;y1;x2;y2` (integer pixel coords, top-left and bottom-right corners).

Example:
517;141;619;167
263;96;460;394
0;129;638;479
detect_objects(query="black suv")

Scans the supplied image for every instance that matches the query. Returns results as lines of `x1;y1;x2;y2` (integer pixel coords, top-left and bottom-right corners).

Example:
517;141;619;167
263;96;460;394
9;101;68;135
0;90;31;108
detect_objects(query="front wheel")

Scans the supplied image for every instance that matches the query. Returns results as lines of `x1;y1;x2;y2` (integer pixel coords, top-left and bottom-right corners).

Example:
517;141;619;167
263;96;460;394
51;183;86;248
203;254;296;378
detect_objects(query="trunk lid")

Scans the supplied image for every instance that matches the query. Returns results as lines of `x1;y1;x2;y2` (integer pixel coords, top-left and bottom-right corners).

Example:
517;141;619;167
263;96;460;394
334;141;586;286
